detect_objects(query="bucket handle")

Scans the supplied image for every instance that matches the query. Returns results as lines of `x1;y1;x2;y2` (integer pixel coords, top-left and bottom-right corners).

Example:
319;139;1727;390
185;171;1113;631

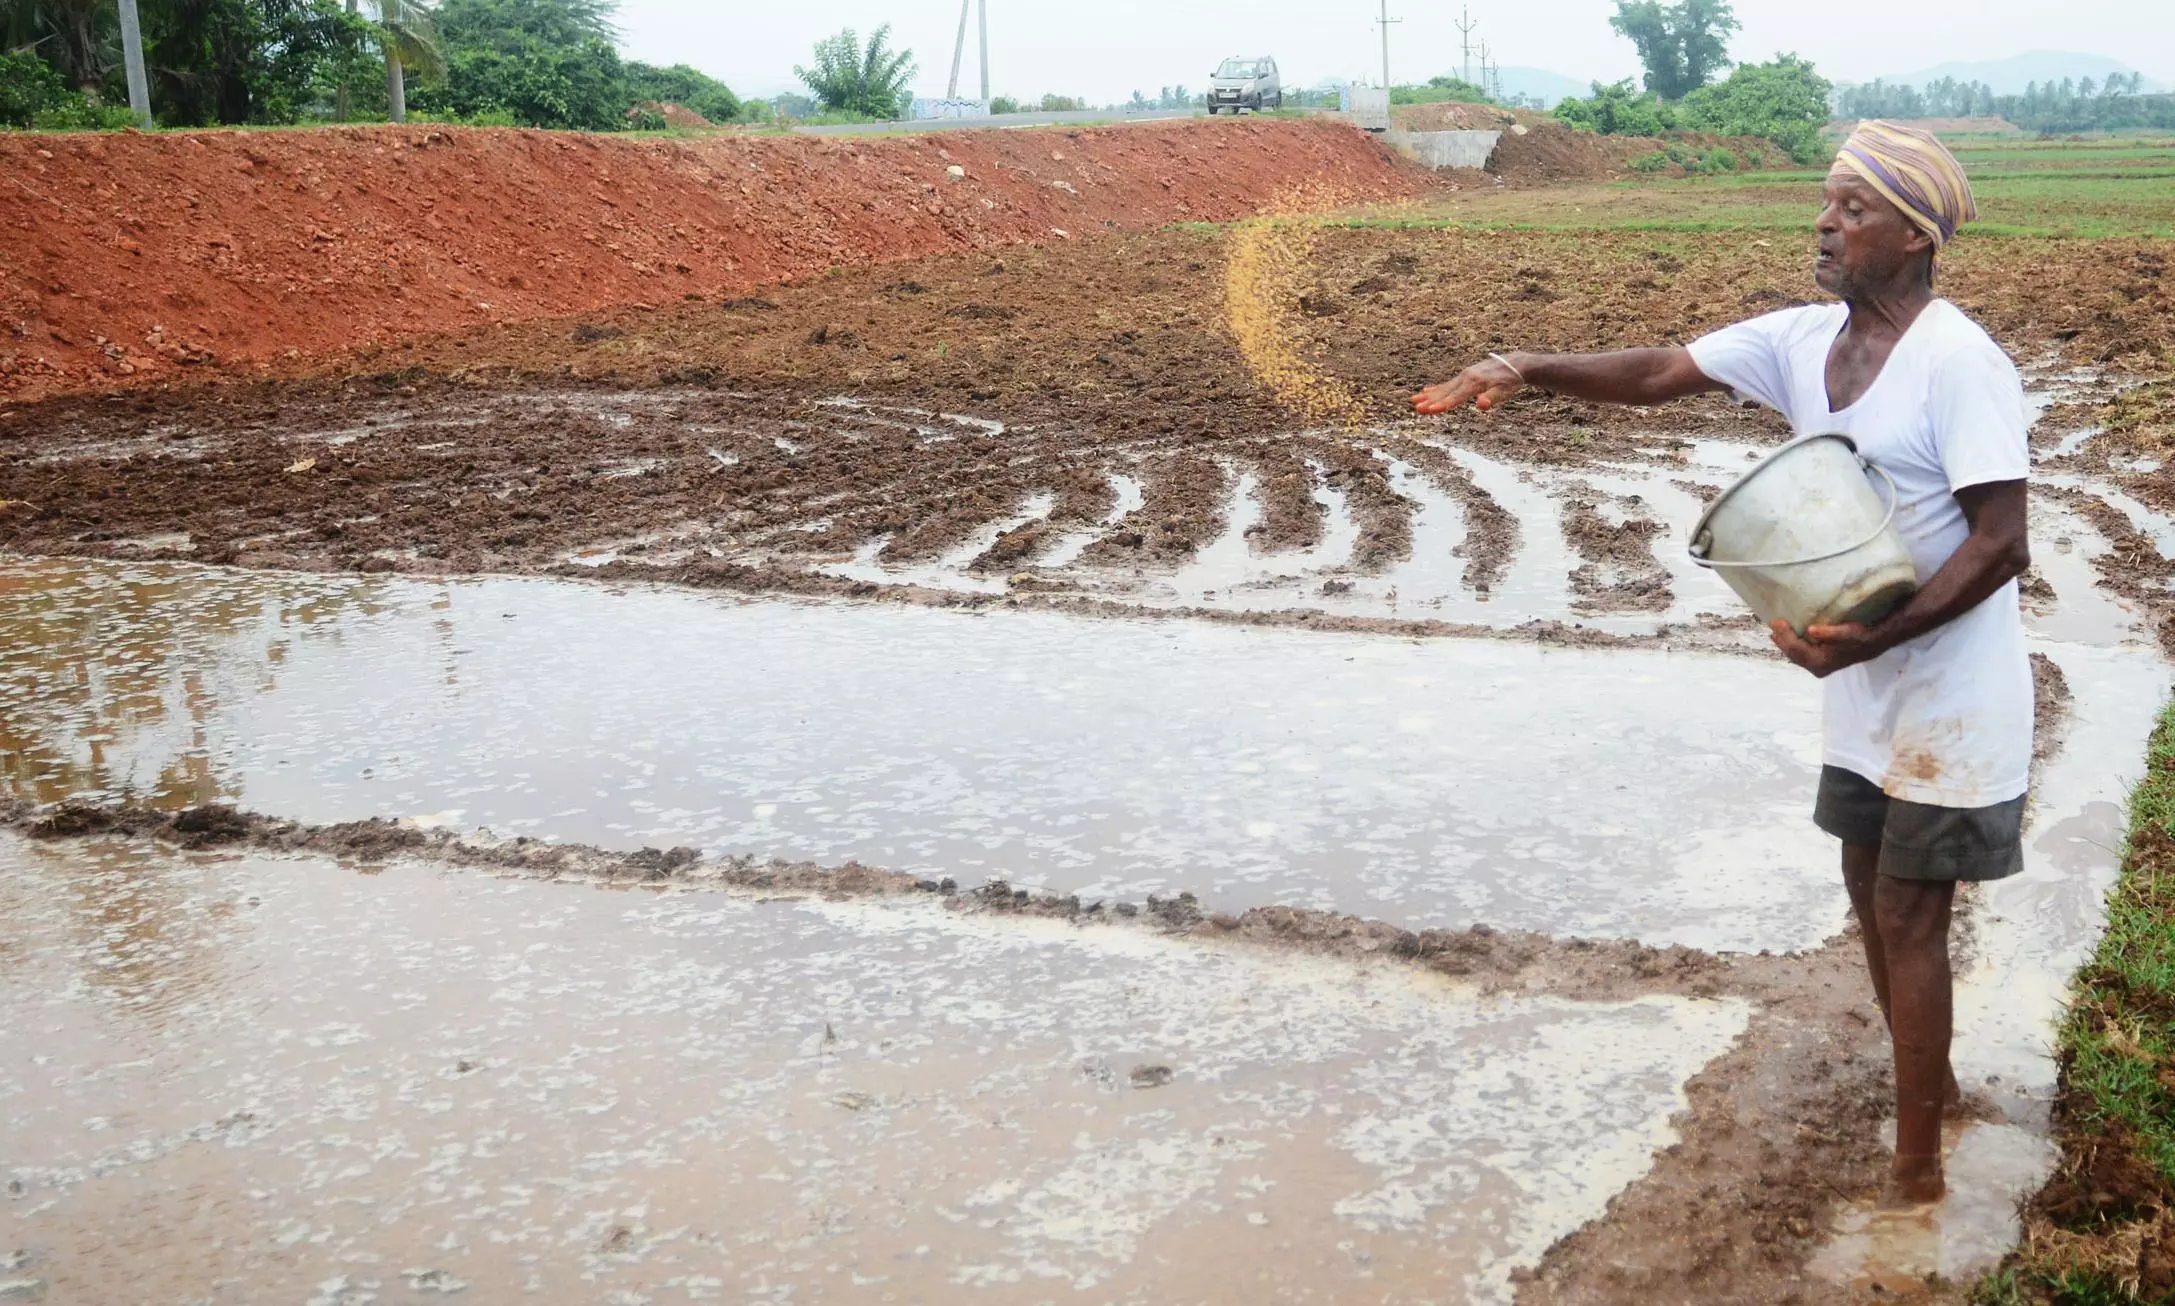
1688;459;1900;570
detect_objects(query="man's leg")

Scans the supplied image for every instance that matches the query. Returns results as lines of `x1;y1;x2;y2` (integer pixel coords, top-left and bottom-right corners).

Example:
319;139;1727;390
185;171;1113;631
1842;843;1891;1011
1843;844;1962;1109
1872;873;1959;1205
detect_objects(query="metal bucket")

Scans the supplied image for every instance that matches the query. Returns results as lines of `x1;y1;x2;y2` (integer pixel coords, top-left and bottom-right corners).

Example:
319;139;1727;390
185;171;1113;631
1688;433;1919;634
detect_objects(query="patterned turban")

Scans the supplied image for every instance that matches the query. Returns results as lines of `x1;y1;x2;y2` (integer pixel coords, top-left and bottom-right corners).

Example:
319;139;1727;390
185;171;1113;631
1830;120;1979;249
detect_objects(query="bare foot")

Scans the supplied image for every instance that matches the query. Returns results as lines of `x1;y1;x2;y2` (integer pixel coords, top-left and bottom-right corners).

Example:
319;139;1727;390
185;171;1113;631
1880;1156;1946;1209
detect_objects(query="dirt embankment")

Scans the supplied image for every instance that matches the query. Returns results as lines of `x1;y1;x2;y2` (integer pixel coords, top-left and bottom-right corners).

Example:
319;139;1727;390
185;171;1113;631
1487;121;1786;183
0;118;1432;401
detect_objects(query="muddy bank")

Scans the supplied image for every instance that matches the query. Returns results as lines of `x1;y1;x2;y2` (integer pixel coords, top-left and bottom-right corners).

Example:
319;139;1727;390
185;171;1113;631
6;799;1741;999
1520;939;1902;1305
0;118;1432;401
1561;489;1674;613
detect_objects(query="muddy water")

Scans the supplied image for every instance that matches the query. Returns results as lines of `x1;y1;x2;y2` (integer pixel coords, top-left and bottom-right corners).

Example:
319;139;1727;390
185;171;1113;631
0;558;1842;953
0;835;1748;1304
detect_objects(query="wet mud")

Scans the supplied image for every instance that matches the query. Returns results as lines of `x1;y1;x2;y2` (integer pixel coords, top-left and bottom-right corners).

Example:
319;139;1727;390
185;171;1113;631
1377;433;1521;594
2;799;1741;1001
3;221;2166;643
2032;651;2074;775
1;829;1762;1305
1560;488;1675;614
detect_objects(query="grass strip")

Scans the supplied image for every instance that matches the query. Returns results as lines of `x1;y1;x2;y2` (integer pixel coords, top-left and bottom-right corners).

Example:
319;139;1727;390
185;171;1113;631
1978;699;2175;1304
2066;703;2175;1176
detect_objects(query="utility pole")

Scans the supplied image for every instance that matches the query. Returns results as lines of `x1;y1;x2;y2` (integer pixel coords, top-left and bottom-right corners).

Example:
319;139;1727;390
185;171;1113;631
977;0;989;103
946;0;971;99
336;0;358;120
1478;40;1493;102
1455;5;1478;90
1376;0;1400;91
116;0;153;128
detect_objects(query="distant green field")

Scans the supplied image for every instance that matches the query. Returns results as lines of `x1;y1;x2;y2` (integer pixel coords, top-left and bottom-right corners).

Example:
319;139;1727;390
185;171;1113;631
1368;137;2175;240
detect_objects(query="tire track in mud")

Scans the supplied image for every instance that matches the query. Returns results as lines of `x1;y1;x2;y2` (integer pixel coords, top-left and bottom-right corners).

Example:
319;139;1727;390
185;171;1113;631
5;375;2154;654
1378;433;1522;595
1560;484;1675;614
1076;450;1229;568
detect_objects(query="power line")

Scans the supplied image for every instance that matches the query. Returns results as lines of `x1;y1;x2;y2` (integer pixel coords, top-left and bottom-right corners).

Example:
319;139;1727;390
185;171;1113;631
1375;0;1401;91
1455;5;1478;90
946;0;970;99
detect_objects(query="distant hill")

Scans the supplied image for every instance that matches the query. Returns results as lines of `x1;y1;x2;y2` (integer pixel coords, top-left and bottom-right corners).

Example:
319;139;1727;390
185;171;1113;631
1870;51;2162;95
1493;66;1595;107
1422;65;1593;108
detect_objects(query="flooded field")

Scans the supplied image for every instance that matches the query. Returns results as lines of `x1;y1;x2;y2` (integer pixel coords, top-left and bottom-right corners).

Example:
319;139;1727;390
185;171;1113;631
0;835;1747;1304
4;557;1846;951
2;195;2170;1303
0;543;2164;1302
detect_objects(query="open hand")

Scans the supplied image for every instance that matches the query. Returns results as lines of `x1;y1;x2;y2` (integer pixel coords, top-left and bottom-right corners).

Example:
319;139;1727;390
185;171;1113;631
1770;619;1886;678
1411;356;1526;415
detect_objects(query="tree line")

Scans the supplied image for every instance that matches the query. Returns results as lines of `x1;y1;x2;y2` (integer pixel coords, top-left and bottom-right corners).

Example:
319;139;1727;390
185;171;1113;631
1;4;1180;130
0;0;752;129
1548;0;1832;162
1833;72;2175;134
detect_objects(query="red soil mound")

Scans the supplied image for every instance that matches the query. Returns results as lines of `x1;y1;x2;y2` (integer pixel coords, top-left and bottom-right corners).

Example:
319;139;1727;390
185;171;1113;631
0;117;1429;400
1482;121;1782;183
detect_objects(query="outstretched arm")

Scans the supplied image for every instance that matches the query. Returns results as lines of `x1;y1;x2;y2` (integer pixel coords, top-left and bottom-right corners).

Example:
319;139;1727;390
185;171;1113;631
1411;347;1727;414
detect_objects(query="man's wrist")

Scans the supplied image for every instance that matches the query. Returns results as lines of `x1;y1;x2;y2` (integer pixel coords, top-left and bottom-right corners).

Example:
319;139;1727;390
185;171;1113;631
1861;614;1913;658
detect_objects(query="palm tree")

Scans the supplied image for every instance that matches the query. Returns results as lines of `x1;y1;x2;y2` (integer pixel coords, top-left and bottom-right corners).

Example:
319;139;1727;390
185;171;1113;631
0;0;115;90
374;0;444;123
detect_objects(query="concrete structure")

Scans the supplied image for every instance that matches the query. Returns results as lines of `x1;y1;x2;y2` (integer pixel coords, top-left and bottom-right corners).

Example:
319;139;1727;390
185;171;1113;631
910;97;992;121
1383;129;1503;170
1342;85;1391;132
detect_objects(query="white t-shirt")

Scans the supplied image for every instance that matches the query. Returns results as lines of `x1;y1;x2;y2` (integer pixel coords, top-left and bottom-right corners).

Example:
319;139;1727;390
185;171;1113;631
1687;300;2032;808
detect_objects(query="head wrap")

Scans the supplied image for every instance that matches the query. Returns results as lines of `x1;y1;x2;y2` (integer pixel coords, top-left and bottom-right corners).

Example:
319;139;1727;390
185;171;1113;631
1830;121;1977;249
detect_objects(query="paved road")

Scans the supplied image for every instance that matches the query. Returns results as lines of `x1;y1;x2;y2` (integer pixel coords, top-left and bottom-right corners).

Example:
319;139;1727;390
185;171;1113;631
793;106;1334;136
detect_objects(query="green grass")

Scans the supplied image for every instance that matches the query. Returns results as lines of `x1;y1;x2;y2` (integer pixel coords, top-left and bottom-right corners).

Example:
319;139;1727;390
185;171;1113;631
2060;699;2175;1180
1359;138;2175;238
1974;1265;2141;1306
1975;699;2175;1304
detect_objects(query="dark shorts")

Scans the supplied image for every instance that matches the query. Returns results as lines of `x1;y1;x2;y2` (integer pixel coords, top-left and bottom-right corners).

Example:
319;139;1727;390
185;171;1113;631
1812;765;2025;882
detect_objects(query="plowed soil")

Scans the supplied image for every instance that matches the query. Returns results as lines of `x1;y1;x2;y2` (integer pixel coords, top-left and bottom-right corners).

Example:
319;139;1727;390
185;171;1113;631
4;222;2164;603
0;118;1430;401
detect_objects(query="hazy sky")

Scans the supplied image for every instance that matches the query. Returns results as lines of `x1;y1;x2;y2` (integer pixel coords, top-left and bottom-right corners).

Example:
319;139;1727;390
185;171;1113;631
618;0;2175;103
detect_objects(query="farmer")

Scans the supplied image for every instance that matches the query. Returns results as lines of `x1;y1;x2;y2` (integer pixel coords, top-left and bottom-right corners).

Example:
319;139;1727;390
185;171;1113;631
1412;121;2030;1207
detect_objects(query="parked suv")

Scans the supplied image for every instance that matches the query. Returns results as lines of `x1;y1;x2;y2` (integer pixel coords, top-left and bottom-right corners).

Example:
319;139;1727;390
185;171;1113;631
1208;56;1281;113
